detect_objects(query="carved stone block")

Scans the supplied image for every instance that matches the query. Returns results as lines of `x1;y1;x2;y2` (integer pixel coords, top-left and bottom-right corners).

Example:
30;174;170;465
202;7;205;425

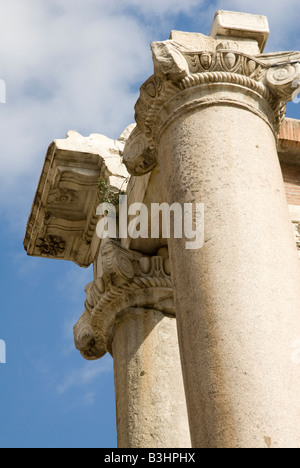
24;130;130;267
74;240;174;360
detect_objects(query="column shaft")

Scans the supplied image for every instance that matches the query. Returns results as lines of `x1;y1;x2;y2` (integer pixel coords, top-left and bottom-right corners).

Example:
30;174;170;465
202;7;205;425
112;308;191;448
157;101;300;448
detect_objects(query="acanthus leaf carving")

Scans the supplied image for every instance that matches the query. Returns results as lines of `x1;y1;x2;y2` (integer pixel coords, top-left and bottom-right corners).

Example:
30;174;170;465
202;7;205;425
133;41;300;169
74;240;174;361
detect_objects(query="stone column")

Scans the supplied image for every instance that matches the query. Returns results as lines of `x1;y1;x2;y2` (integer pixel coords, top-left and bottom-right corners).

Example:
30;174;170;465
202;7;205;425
113;308;190;448
74;240;191;448
128;13;300;448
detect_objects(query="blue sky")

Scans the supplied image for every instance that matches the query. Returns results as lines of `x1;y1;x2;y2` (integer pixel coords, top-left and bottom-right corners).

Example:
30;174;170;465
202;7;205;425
0;0;299;448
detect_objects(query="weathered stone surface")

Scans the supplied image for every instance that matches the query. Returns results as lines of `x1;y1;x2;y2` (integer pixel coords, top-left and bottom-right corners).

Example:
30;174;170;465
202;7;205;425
278;118;300;165
170;10;269;56
122;125;157;176
289;205;300;256
113;308;191;448
278;120;300;245
24;8;300;451
73;239;191;448
210;10;270;53
24;130;130;267
156;102;300;448
74;239;174;360
133;35;300;161
130;11;300;449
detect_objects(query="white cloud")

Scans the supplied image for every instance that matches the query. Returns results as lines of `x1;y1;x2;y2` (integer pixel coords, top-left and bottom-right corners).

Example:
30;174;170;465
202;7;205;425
0;2;145;215
0;2;149;171
57;356;112;394
0;0;203;179
0;0;210;231
0;0;299;222
117;0;203;16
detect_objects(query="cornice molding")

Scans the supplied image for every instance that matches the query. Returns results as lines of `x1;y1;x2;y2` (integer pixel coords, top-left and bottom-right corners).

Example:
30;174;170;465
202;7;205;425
24;130;130;267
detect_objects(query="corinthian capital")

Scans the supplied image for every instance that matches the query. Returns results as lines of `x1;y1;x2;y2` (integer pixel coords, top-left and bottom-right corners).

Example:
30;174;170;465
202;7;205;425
129;28;300;177
74;240;173;360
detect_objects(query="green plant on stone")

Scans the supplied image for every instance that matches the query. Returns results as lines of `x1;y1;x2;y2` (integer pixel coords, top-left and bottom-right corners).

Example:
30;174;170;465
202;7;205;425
97;179;126;206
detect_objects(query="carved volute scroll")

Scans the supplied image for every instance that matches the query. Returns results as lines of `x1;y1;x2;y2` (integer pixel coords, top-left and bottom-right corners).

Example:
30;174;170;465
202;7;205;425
123;126;157;176
266;62;300;101
129;35;300;177
74;240;174;360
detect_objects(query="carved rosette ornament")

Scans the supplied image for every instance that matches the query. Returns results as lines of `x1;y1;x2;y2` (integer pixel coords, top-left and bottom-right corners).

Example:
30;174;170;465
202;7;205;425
74;240;174;360
127;40;300;175
36;235;66;256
